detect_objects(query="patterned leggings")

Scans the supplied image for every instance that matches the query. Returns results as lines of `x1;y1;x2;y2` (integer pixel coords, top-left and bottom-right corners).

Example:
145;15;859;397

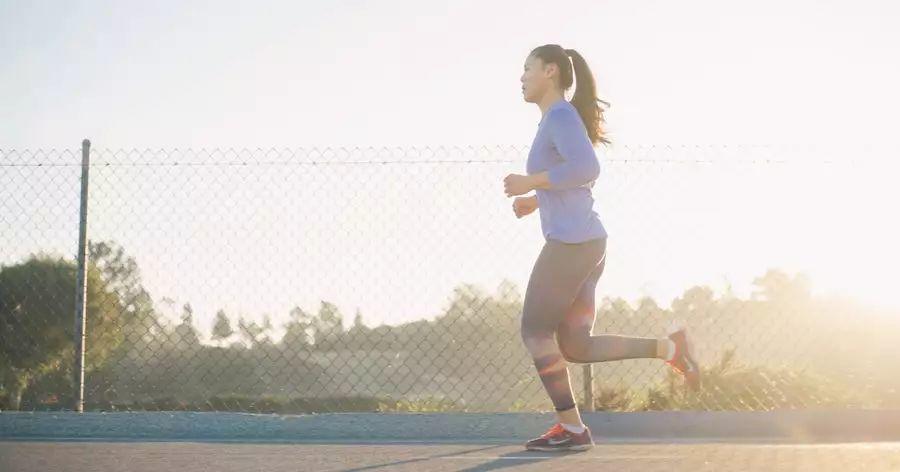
521;238;658;411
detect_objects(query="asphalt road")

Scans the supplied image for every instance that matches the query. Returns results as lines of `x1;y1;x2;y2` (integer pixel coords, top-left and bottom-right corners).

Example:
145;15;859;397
3;440;900;472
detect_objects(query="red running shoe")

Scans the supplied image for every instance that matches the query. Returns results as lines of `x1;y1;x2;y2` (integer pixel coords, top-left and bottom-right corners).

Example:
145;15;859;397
667;326;701;390
525;423;594;452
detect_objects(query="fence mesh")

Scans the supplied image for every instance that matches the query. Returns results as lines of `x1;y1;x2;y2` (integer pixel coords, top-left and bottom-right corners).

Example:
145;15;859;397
1;144;898;413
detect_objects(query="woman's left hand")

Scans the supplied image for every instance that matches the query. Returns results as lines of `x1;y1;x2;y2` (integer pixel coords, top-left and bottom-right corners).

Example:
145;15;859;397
504;174;533;197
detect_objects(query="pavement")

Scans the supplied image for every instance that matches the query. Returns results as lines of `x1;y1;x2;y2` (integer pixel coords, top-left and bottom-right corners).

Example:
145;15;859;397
2;410;900;471
3;440;900;471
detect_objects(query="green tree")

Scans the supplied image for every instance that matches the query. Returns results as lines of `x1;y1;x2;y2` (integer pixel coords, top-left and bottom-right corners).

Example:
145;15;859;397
314;301;344;350
282;306;314;348
88;241;158;339
0;254;124;409
173;302;200;348
211;310;233;346
238;316;272;347
352;309;365;331
343;308;372;350
259;315;274;346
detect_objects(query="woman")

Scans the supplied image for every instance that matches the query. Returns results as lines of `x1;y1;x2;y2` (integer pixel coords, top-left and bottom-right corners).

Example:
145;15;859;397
503;44;700;452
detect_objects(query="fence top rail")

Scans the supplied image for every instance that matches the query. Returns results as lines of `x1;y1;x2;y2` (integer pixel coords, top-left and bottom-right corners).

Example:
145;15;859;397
2;142;887;167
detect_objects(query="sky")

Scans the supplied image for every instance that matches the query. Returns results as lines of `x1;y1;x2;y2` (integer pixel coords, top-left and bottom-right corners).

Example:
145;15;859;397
3;0;899;148
2;0;899;336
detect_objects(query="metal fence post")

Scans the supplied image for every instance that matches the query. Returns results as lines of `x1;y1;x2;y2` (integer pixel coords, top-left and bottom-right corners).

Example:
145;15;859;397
582;364;594;412
73;139;91;412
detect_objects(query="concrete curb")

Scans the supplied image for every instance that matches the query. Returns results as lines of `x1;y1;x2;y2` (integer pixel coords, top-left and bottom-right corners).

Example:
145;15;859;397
1;410;899;443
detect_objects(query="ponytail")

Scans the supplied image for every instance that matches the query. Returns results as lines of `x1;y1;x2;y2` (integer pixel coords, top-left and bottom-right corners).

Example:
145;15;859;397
564;49;609;146
530;44;610;146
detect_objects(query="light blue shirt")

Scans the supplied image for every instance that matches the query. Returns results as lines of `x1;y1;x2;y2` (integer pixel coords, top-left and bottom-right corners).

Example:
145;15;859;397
526;99;607;243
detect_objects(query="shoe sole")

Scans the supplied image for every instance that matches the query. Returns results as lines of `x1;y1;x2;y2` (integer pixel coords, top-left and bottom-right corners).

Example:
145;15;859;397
669;328;702;390
682;331;702;390
525;443;594;452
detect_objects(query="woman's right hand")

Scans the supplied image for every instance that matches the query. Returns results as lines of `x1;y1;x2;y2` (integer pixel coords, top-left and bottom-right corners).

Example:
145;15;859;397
512;195;538;219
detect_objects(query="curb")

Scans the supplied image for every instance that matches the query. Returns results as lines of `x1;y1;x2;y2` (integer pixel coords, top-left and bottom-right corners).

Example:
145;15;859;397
1;410;898;443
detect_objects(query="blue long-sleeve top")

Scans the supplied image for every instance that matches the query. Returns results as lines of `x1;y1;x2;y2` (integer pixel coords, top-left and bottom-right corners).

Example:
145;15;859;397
526;99;607;243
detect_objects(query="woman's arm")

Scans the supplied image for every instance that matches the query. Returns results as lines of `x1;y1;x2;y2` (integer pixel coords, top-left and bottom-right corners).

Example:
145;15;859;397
504;109;599;195
535;108;600;190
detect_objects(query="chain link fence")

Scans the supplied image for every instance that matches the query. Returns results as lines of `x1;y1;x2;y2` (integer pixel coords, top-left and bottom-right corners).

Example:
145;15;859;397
1;143;898;413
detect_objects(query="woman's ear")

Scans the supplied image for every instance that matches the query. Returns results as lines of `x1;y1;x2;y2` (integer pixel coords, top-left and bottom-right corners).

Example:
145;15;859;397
542;62;558;80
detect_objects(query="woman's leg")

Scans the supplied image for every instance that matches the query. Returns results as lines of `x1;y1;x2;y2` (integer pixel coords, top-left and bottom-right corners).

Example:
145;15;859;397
550;242;670;427
557;248;669;364
521;238;605;415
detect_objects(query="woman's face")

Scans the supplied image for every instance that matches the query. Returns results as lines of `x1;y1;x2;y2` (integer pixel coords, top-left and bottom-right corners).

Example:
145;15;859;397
520;54;556;103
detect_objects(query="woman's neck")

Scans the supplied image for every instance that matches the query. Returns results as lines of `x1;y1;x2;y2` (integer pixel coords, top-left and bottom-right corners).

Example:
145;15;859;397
538;91;566;116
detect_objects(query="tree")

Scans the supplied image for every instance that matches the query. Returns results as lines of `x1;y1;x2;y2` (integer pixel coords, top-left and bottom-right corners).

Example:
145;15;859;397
343;308;372;350
596;297;635;331
181;303;194;324
352;309;365;331
282;306;314;348
0;254;124;409
636;296;661;315
314;301;344;350
211;310;233;346
173;302;200;347
259;315;274;346
88;241;159;340
238;317;271;348
752;269;811;308
671;286;715;317
318;301;344;331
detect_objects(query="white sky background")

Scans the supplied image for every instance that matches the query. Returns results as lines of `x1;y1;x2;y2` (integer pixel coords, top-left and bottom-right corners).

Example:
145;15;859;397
4;0;899;148
2;0;899;335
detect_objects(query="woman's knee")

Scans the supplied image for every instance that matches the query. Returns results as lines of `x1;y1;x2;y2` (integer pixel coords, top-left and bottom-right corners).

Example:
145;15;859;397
557;331;589;363
521;328;557;359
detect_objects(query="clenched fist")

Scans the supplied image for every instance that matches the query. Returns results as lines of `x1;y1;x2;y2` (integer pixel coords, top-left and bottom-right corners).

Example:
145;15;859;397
504;174;534;197
512;195;538;219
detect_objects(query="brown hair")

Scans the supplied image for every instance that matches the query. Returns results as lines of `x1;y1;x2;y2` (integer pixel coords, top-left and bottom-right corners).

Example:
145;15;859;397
530;44;610;145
